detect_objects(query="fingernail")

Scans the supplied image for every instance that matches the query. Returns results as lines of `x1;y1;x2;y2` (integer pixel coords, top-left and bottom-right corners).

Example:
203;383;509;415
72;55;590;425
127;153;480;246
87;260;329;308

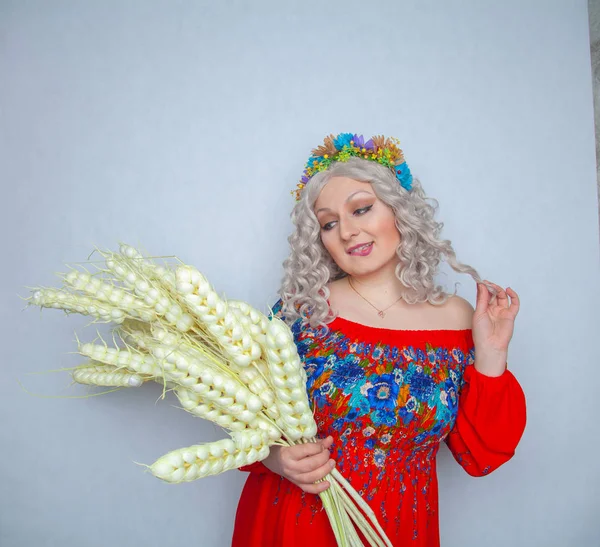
330;460;335;468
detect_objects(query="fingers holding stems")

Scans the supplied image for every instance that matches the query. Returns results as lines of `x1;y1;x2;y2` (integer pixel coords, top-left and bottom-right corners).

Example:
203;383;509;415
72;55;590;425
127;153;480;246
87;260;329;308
284;435;336;494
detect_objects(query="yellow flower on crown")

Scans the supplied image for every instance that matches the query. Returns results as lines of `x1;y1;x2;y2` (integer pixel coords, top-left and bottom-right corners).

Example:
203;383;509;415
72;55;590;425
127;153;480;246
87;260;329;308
293;132;413;201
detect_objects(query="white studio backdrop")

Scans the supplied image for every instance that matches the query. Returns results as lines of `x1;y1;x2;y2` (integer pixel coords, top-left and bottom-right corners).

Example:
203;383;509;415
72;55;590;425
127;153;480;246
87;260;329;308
1;1;598;546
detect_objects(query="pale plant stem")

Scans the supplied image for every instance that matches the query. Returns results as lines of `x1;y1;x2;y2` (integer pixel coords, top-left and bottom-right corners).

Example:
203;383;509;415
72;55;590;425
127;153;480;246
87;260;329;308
291;440;388;546
327;478;385;547
319;488;345;547
330;469;393;547
292;439;346;546
328;481;363;547
327;479;352;547
337;489;385;547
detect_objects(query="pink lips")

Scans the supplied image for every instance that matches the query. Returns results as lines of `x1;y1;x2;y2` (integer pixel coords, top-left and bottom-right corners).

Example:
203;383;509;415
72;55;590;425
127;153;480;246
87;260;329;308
347;242;373;256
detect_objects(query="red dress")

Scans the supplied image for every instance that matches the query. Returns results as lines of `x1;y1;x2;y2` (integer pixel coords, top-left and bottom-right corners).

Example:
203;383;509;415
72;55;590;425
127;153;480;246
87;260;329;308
233;306;526;547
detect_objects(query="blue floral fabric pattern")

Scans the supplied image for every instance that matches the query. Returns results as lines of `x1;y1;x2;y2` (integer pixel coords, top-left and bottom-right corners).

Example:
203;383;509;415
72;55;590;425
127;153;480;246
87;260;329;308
234;302;526;547
288;316;474;476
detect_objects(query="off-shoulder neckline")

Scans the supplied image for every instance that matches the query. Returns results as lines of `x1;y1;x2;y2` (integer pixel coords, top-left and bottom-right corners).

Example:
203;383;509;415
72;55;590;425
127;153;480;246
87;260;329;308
327;315;473;347
330;314;471;334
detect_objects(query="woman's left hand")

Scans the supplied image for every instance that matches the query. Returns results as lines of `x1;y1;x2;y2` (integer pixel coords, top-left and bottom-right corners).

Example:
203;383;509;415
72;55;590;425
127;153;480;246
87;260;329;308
472;281;520;376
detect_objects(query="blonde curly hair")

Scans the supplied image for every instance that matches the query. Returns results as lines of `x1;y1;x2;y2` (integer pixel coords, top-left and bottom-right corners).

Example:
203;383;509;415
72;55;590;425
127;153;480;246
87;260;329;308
279;157;483;329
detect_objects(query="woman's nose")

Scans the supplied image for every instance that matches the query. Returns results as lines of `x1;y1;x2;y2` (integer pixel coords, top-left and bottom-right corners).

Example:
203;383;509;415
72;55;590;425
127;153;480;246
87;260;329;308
338;217;360;240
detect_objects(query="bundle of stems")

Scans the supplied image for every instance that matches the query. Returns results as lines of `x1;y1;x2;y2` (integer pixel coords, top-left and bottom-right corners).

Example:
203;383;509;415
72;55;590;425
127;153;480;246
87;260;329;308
26;243;392;547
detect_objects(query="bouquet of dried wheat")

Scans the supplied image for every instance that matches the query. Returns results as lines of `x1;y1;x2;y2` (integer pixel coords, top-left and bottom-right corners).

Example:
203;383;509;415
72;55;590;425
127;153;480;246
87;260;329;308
26;243;392;547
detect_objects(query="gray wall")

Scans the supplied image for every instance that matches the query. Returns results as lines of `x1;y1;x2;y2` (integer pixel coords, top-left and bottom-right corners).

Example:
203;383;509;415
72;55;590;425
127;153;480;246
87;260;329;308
1;1;598;546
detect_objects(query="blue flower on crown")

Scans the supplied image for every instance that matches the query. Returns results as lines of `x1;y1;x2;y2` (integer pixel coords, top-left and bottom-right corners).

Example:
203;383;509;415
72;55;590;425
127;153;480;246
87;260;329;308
395;161;413;191
296;132;414;199
333;133;376;152
333;133;355;150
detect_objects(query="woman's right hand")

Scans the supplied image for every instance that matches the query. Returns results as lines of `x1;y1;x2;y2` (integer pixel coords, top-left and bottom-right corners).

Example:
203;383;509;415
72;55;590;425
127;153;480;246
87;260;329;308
261;436;336;494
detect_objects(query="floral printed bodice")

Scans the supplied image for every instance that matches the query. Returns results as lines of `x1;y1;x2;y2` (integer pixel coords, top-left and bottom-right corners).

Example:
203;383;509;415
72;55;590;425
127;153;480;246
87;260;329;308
291;312;473;514
233;303;526;547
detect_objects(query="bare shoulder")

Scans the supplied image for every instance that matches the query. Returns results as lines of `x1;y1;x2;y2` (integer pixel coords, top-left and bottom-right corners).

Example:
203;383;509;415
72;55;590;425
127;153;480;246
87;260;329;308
441;295;474;329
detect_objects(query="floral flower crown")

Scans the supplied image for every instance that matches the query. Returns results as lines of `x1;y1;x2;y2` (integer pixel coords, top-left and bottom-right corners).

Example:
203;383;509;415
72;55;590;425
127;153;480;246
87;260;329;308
292;132;413;201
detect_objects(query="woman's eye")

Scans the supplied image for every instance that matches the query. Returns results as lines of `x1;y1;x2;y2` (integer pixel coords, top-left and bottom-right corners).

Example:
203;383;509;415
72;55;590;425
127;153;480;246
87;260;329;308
321;205;373;231
355;205;373;215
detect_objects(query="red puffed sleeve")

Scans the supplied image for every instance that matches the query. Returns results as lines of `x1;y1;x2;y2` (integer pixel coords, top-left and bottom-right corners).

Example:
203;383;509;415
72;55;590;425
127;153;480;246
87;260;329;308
445;364;526;476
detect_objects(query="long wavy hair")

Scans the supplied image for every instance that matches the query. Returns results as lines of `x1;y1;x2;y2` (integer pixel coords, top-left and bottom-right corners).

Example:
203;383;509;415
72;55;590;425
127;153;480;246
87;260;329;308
279;157;483;329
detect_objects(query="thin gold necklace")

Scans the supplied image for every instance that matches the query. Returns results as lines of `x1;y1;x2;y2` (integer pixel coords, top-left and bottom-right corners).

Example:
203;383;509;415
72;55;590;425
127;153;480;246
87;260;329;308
347;277;403;318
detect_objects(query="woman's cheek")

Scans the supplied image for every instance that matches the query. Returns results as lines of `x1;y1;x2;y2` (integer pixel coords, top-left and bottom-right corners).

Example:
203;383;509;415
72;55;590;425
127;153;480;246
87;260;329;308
320;235;335;259
321;236;345;267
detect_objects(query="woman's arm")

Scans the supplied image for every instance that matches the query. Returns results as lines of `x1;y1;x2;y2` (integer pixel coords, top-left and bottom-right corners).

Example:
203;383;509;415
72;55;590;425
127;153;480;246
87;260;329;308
445;364;526;476
445;283;526;475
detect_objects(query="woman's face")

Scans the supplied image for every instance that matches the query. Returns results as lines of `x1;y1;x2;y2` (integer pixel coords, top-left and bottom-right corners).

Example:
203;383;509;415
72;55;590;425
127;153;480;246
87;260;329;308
314;176;401;277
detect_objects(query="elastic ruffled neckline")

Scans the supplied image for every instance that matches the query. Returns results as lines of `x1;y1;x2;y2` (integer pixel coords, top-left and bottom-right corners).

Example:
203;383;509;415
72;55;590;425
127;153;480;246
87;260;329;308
329;315;473;348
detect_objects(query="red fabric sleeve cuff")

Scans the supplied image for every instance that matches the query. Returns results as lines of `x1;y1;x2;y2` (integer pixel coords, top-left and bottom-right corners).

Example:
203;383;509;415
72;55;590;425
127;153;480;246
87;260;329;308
465;362;514;383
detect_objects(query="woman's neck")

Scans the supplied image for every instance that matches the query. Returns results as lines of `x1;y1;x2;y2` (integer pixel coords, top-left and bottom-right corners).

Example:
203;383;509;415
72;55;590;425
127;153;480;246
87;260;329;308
348;262;411;301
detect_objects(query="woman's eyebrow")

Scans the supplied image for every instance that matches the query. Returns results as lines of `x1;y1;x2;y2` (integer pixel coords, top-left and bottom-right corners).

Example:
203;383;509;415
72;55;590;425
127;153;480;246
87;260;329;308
315;191;374;214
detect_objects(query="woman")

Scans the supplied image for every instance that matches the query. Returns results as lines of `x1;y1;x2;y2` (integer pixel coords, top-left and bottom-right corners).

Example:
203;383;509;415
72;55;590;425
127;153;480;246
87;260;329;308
232;133;526;546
